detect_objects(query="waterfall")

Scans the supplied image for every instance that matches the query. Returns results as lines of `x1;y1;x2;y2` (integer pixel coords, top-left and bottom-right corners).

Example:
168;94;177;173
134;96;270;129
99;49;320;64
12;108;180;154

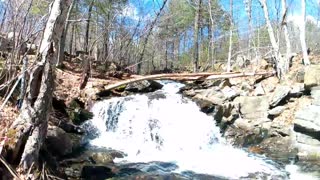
86;81;287;179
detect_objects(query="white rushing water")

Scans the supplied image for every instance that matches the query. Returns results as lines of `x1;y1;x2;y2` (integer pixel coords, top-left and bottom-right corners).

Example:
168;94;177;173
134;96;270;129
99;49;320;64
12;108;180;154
87;81;287;179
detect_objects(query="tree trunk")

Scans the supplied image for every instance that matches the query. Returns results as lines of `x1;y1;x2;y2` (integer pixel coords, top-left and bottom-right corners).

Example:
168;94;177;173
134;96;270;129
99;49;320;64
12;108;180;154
193;0;202;73
70;24;75;55
227;0;233;72
85;0;95;53
259;0;284;78
57;0;75;66
5;0;71;171
300;0;310;65
281;0;291;72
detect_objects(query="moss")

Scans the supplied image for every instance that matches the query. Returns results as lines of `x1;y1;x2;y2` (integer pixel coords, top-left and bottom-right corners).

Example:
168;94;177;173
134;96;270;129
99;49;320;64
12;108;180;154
67;99;93;125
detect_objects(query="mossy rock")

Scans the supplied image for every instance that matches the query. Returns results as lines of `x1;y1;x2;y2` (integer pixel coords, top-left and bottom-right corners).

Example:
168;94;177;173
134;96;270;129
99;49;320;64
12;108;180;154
68;99;93;125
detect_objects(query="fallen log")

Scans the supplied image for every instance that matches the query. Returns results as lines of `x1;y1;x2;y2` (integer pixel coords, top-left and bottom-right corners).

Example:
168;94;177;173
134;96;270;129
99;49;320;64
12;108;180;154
103;70;276;91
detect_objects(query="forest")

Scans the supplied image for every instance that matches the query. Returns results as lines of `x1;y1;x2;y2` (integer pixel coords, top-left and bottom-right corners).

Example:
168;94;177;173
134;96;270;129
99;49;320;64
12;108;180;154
0;0;319;179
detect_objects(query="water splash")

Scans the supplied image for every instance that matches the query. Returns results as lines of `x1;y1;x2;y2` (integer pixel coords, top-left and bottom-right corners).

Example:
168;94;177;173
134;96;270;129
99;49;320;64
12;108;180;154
86;81;287;179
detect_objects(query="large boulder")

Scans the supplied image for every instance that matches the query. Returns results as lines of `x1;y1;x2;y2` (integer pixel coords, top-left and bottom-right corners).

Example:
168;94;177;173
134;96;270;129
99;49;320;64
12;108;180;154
125;80;163;93
294;105;320;135
304;65;320;90
235;96;269;120
46;126;85;157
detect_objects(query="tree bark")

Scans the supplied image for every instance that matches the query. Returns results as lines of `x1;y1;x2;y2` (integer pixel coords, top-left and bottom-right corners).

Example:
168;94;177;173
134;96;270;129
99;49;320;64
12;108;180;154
193;0;201;73
5;0;71;171
85;0;95;54
227;0;233;72
300;0;310;65
281;0;291;72
57;0;75;66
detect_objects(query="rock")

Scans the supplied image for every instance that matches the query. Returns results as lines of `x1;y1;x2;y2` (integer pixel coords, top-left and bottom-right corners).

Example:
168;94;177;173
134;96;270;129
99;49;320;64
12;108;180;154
221;86;239;100
90;152;114;164
270;121;292;137
193;87;227;106
258;136;297;162
235;96;269;120
269;86;290;107
268;106;287;116
295;68;305;83
304;65;320;90
80;166;115;180
253;83;265;96
125;80;163;93
46;126;84;157
295;132;320;146
260;76;279;94
289;83;305;97
311;86;320;106
294;105;320;134
68;99;94;125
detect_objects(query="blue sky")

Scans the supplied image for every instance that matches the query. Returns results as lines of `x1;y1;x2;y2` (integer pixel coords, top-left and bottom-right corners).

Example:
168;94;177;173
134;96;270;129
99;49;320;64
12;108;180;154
126;0;320;26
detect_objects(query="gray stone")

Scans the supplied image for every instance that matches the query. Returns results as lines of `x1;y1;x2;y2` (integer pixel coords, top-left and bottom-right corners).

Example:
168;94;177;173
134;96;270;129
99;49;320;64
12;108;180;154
311;86;320;106
194;87;227;106
295;105;320;133
235;96;269;120
269;86;290;107
268;106;287;116
46;126;73;156
221;86;239;100
304;65;320;90
295;132;320;146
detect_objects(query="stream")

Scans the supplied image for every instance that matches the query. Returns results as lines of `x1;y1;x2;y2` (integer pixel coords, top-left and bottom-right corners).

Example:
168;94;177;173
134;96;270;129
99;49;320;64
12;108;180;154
84;81;319;179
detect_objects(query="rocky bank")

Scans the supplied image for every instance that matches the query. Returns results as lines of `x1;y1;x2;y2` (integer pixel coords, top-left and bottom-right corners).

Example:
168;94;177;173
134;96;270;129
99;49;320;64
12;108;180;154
180;62;320;163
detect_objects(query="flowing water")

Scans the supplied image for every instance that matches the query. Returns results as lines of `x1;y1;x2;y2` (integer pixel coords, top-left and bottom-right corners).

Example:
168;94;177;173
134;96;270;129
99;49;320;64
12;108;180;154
84;81;318;179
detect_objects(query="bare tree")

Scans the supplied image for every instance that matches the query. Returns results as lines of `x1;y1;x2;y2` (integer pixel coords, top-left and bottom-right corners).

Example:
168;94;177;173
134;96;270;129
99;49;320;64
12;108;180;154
57;0;75;66
281;0;292;72
259;0;285;78
227;0;233;72
6;0;71;171
300;0;310;65
193;0;202;73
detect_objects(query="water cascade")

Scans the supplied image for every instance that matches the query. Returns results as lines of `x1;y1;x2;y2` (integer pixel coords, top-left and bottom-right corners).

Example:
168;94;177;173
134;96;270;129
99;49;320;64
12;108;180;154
86;81;289;179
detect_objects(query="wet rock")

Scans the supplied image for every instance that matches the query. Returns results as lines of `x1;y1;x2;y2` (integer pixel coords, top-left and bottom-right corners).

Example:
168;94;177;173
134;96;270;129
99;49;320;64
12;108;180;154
294;105;320;135
80;166;115;180
68;98;93;125
235;96;269;120
295;143;320;161
125;80;163;93
269;86;290;107
90;152;114;164
304;65;320;90
46;126;85;157
268;106;287;116
258;136;297;163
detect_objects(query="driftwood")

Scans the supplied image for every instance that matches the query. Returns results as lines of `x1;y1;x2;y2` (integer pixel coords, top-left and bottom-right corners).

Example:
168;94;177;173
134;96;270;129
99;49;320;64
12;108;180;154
104;71;276;91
